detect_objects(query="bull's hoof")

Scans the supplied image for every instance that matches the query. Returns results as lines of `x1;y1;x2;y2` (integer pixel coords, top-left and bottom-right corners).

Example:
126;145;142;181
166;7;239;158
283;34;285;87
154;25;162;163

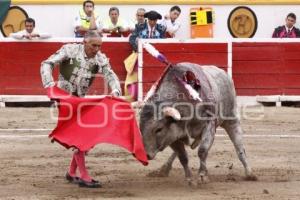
197;175;210;185
184;178;199;188
245;174;258;181
185;178;193;186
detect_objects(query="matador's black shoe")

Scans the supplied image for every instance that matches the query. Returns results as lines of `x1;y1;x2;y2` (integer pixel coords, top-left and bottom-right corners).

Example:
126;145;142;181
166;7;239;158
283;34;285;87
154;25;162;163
65;172;80;184
78;178;102;188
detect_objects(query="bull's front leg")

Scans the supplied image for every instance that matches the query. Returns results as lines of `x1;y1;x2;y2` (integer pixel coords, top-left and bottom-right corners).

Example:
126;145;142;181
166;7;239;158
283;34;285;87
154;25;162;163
197;121;215;185
171;140;192;185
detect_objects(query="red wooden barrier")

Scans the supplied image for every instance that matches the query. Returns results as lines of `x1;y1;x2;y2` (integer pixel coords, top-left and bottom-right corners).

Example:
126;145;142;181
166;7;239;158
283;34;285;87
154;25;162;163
141;43;228;93
0;42;131;95
1;41;300;97
233;42;300;95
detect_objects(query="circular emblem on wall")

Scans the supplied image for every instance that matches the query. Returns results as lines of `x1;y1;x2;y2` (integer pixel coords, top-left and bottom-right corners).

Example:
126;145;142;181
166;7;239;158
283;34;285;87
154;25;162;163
0;6;28;37
227;6;258;38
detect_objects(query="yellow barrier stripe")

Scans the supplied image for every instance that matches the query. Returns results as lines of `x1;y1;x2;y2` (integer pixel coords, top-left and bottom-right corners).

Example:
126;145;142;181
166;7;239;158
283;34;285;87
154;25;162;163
11;0;300;5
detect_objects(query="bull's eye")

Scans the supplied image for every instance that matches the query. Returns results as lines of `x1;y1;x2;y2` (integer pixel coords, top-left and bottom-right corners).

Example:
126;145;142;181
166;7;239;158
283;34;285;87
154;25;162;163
154;128;163;134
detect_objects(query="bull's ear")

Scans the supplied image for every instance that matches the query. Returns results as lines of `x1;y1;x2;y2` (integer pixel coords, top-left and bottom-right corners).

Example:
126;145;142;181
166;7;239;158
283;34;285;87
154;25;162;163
162;107;181;120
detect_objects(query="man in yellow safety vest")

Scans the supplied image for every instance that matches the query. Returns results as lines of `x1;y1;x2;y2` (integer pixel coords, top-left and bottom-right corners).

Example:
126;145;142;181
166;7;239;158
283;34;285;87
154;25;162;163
74;0;102;37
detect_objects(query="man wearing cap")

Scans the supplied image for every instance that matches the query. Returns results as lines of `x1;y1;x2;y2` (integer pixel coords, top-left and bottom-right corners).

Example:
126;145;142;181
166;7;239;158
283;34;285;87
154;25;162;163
129;10;166;51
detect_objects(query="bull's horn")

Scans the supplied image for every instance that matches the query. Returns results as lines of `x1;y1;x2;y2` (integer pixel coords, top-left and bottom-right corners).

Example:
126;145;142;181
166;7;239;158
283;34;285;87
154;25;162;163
131;101;145;109
163;107;181;120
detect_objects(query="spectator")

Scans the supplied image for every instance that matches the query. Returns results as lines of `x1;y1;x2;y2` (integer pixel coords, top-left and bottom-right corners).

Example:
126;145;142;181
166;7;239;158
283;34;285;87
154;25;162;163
136;8;146;25
128;8;146;33
102;7;130;37
272;13;300;38
74;0;102;38
160;6;181;38
9;18;51;40
126;11;165;101
124;8;146;101
129;10;166;52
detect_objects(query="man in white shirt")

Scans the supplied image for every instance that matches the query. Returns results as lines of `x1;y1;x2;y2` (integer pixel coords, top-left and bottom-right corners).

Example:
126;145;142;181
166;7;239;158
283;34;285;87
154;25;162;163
160;6;181;38
9;18;51;40
102;7;130;37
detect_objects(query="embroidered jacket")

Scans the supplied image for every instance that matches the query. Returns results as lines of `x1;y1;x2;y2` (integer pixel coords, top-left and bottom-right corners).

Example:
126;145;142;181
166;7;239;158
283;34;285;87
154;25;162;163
41;43;121;97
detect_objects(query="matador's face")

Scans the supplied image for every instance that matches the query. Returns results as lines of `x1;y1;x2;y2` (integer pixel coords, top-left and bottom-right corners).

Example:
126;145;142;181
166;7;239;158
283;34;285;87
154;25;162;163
84;37;102;58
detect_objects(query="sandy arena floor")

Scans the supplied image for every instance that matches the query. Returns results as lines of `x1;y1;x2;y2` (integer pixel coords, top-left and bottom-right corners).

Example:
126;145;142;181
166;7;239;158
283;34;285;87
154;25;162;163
0;106;300;200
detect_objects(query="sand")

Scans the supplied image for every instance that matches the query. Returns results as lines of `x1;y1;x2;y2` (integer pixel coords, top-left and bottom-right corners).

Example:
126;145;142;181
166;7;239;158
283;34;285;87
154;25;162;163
0;106;299;200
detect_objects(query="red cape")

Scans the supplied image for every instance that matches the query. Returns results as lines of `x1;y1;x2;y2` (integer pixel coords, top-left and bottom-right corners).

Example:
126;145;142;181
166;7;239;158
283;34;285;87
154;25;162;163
47;86;148;165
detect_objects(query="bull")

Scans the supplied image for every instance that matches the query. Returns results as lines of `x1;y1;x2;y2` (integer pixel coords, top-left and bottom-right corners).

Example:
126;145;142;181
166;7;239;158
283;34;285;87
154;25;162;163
138;62;257;185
